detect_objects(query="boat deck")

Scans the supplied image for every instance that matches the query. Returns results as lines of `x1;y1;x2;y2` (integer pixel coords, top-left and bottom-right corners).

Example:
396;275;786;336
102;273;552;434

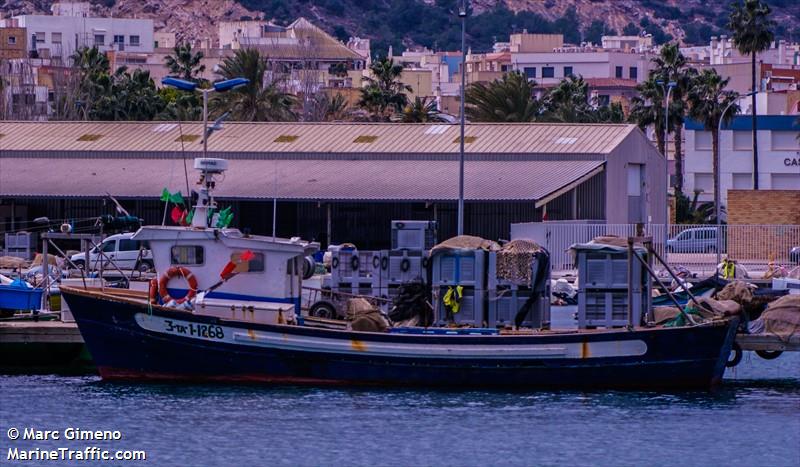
736;333;800;352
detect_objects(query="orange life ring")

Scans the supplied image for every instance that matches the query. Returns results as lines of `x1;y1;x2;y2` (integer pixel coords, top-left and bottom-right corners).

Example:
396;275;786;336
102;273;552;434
158;266;198;304
148;278;158;304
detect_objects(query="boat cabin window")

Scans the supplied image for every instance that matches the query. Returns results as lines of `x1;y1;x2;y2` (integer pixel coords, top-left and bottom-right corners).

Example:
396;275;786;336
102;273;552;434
171;245;204;265
230;251;264;272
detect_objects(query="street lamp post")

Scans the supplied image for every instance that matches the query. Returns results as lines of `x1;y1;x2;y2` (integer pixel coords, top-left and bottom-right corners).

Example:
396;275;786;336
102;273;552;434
715;90;757;269
161;77;249;157
457;0;467;236
656;80;676;259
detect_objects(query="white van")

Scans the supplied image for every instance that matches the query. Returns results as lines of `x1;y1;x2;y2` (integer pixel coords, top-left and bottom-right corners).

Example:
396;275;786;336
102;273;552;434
69;233;153;272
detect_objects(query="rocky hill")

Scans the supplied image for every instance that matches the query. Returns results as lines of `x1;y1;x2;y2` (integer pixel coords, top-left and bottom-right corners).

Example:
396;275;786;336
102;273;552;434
2;0;798;53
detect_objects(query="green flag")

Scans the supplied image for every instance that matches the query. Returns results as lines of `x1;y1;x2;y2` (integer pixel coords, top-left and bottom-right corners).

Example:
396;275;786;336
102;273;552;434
160;188;185;205
216;206;233;228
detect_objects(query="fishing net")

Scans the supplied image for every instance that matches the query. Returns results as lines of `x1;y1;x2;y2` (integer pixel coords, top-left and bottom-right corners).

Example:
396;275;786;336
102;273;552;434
496;239;543;286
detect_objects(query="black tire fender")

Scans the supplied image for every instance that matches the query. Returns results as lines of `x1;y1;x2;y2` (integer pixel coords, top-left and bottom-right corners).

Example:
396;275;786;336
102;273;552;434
755;349;783;360
726;342;743;368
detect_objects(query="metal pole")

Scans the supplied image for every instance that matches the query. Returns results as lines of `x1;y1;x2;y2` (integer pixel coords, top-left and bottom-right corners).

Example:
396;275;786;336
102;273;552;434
202;89;209;157
716;98;739;269
663;85;672;262
457;1;467;236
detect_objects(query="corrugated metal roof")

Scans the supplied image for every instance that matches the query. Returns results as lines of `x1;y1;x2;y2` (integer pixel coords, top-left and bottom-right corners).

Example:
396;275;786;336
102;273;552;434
0;122;637;155
0;156;604;202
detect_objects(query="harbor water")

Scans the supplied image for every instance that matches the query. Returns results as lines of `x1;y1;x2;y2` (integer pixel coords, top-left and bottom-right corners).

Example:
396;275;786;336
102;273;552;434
1;309;799;466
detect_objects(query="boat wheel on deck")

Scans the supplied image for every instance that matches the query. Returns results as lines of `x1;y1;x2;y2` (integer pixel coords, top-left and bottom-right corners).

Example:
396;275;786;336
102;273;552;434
309;302;337;319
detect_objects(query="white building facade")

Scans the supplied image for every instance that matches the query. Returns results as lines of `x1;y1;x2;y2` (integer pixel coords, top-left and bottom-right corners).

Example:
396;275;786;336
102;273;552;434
7;3;153;60
510;50;653;86
684;116;800;204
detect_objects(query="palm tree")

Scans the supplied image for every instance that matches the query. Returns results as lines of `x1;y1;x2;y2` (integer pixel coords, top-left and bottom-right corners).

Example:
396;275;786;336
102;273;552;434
629;76;666;154
465;71;541;122
687;69;739;212
728;0;775;190
393;97;447;123
212;48;297;122
651;43;695;196
543;75;596;123
164;43;206;82
309;92;351;121
70;46;111;120
358;57;411;119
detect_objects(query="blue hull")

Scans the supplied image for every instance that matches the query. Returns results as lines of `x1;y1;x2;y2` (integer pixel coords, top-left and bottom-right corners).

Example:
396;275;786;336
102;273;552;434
62;289;738;389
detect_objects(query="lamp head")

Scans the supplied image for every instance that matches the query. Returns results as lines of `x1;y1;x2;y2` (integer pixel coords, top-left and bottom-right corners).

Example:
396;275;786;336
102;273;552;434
162;77;197;91
213;78;250;92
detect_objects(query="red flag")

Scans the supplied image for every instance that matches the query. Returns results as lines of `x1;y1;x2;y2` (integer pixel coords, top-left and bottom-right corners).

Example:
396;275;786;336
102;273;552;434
220;261;236;280
170;206;184;224
240;250;255;261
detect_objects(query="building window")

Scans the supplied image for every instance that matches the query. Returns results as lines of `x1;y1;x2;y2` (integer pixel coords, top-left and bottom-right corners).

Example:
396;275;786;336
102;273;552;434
695;173;713;193
154;41;159;48
113;35;124;44
771;174;800;190
732;173;751;190
523;67;536;79
7;36;16;45
772;131;800;150
615;66;623;78
732;131;752;150
170;246;204;265
94;34;105;46
564;66;573;77
542;66;555;78
129;35;140;46
695;131;712;150
629;67;637;80
35;32;46;43
51;32;62;44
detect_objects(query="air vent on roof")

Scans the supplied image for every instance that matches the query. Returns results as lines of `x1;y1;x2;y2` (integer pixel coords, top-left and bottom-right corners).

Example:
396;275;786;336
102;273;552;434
274;135;299;143
424;125;449;135
152;123;177;132
175;134;201;142
353;135;378;143
554;137;578;145
453;136;477;144
77;134;103;142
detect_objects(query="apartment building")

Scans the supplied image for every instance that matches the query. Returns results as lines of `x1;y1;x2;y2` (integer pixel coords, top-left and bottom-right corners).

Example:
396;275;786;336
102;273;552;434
684;116;800;203
0;23;27;59
4;2;154;60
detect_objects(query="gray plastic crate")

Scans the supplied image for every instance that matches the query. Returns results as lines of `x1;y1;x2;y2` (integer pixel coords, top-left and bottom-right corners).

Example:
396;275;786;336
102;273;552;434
391;220;437;251
331;249;375;284
370;250;390;290
4;232;38;260
577;290;647;328
387;250;427;285
431;250;486;288
434;286;485;327
487;286;548;328
577;250;644;290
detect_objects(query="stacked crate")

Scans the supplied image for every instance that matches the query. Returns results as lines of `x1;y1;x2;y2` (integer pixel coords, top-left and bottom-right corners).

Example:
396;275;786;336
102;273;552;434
486;252;550;329
329;248;376;296
432;249;487;326
379;220;437;304
4;232;37;260
575;248;650;329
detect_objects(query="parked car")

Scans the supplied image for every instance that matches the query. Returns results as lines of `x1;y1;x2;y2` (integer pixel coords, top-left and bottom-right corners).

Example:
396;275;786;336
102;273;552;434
666;227;725;253
790;246;800;264
69;233;153;272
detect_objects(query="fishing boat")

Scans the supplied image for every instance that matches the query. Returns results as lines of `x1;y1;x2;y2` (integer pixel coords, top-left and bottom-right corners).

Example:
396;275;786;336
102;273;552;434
61;158;738;389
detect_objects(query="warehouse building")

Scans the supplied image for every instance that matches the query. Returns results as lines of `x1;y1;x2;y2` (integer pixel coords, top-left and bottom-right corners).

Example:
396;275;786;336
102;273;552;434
0;122;665;249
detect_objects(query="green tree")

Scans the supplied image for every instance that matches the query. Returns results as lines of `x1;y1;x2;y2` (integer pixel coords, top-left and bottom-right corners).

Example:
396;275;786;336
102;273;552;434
728;0;775;190
71;46;111;119
543;75;595;123
465;71;541;122
85;67;165;121
687;69;739;211
164;43;206;82
629;76;667;155
392;96;447;123
358;57;411;119
212;48;298;122
310;92;351;121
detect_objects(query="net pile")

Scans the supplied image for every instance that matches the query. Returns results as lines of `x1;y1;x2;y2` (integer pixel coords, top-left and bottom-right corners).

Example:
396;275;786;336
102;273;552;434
496;239;542;285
